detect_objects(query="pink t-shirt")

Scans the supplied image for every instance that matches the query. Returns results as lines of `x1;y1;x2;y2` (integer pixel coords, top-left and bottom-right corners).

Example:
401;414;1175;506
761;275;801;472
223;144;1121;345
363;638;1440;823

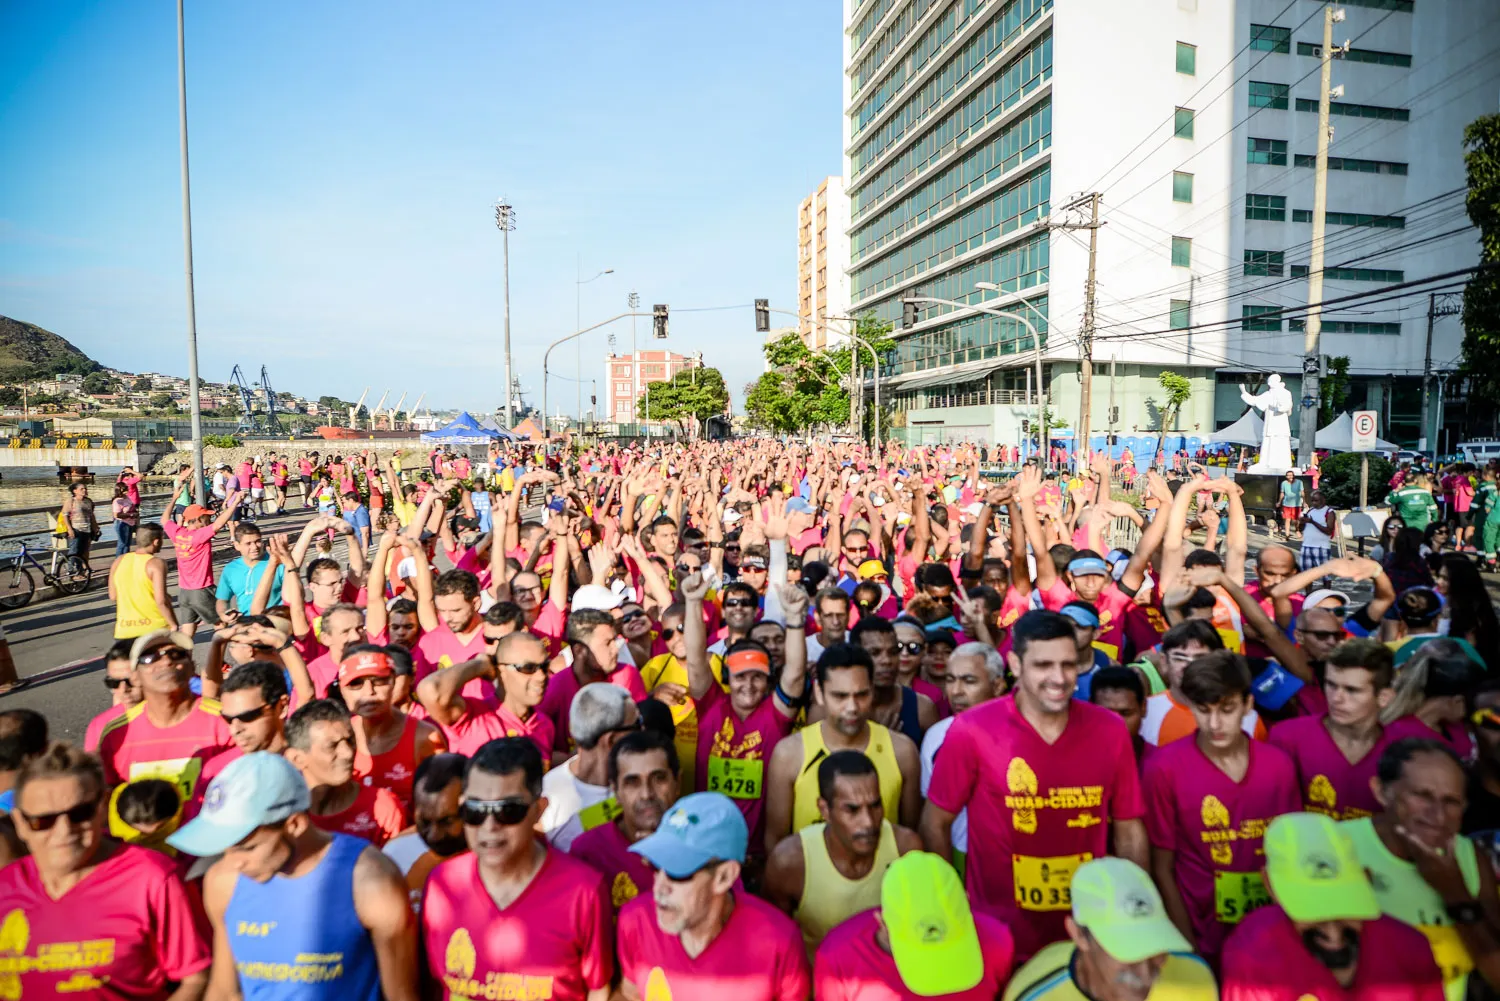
1268;714;1431;821
616;890;810;1001
813;908;1014;1001
568;819;656;913
537;661;648;755
438;702;554;759
1142;736;1302;958
1036;578;1073;612
529;600;568;657
96;700;236;804
694;682;796;852
1242;581;1303;661
912;676;950;718
162;515;219;591
422;849;614;1001
84;703;128;753
925;695;1144;961
0;845;212;1000
416;622;495;703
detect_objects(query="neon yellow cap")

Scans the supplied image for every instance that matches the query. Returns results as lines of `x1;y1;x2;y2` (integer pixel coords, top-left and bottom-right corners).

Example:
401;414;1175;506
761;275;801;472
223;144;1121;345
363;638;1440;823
1070;857;1191;964
1263;812;1379;923
881;852;983;996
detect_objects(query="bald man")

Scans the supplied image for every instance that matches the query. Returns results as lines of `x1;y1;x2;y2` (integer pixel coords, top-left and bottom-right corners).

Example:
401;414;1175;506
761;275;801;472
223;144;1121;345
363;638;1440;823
415;630;555;758
1244;545;1301;660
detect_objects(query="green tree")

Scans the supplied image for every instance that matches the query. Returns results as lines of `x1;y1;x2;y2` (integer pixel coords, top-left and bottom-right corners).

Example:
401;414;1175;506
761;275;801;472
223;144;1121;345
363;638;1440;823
149;391;177;412
81;372;115;395
1157;371;1192;431
132;375;152;392
638;367;730;438
1319;356;1351;425
745;313;896;435
1461;114;1500;409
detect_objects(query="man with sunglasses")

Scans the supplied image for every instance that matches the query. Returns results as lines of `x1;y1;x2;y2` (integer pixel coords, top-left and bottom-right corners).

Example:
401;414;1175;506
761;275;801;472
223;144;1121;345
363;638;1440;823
173;751;418;1001
285;698;407;847
569;728;681;912
97;630;235;810
3;742;212;1001
616;791;811;1000
538;608;648;760
709;581;761;657
421;737;614;1001
84;638;142;753
416;631;555;758
216;660;292;759
540;683;641;851
341;647;446;807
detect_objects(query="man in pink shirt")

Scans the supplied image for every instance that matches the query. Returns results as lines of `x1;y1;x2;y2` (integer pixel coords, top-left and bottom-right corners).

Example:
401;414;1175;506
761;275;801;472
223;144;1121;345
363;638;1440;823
1220;812;1443;1000
160;470;242;637
569;727;680;912
416;632;554;758
538;608;647;757
1144;650;1301;960
415;569;490;682
617;791;811;1000
921;610;1147;962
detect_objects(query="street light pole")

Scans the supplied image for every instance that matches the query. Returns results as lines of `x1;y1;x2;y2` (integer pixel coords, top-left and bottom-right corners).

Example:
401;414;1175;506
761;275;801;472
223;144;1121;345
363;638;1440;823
176;0;206;505
628;290;641;427
543;312;650;439
495;200;516;429
576;261;614;424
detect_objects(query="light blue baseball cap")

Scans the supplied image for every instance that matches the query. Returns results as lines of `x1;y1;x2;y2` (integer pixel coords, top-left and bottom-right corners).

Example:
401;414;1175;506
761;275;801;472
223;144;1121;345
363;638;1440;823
167;752;310;857
629;792;747;878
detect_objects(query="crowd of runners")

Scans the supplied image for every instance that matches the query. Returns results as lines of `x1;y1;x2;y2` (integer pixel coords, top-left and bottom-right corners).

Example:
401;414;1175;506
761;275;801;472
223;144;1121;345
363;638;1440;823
3;435;1500;999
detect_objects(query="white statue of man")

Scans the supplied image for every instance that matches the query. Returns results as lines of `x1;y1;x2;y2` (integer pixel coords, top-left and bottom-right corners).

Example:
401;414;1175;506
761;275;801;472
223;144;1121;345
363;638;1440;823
1239;374;1295;473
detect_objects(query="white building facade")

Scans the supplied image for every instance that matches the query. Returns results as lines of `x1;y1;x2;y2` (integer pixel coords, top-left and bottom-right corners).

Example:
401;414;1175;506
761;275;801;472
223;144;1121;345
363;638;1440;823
843;0;1498;451
799;176;854;350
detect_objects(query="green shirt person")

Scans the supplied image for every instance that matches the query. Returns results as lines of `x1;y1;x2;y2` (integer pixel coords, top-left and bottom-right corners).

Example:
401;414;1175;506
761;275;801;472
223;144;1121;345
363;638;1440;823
1386;482;1439;532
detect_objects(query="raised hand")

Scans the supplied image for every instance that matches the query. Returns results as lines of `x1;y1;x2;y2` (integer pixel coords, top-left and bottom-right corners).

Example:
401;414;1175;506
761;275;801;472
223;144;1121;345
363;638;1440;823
763;496;790;542
680;570;709;603
779;582;810;622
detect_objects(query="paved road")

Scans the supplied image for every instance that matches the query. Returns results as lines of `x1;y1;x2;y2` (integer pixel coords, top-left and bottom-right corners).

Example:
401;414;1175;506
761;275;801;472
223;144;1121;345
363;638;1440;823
0;506;318;742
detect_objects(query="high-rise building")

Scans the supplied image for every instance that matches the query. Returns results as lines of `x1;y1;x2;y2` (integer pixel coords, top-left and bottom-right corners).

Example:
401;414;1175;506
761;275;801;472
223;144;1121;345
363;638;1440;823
843;0;1497;450
799;176;853;350
604;349;700;424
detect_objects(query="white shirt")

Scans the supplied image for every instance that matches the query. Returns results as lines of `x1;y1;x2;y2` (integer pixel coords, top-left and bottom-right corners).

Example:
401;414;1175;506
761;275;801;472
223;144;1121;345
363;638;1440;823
538;756;610;852
920;716;968;852
382;831;428;876
805;631;847;663
1302;506;1334;547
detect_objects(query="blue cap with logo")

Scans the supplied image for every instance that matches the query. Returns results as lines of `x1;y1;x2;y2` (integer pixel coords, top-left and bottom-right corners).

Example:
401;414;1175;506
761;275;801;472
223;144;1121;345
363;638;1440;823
1067;557;1110;578
167;752;310;857
628;791;747;879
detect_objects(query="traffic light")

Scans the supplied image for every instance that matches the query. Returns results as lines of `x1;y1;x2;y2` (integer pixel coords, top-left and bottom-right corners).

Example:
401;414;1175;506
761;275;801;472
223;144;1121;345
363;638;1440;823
902;299;919;329
754;299;770;333
1110;405;1120;424
653;304;669;339
1022;419;1031;434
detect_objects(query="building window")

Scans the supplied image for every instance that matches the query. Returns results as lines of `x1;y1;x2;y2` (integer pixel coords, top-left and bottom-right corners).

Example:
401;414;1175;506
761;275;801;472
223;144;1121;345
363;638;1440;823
1247;137;1289;165
1249;81;1290;109
1249;24;1291;53
1340;0;1412;11
1246;194;1287;221
1174;107;1195;138
1290;319;1402;334
1296;41;1411;66
1176;41;1197;75
1293;153;1409;174
1290;265;1405;282
1172;171;1194;203
1244;250;1285;276
1242;305;1282;331
1171;237;1192;268
1170;299;1191;329
1292;209;1405;228
1295;98;1410;121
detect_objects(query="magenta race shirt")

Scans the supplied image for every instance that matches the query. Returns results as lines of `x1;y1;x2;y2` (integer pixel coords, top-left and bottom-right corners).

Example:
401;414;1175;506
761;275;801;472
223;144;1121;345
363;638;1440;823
694;682;796;853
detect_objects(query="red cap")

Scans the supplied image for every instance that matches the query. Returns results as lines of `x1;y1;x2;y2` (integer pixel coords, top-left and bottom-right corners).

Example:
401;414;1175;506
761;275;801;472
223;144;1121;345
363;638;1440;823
183;504;212;521
338;650;393;685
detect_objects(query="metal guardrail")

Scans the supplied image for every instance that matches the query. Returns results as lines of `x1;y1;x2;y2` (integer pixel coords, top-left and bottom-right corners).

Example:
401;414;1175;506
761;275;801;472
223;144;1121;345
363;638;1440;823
4;438;140;450
0;491;178;545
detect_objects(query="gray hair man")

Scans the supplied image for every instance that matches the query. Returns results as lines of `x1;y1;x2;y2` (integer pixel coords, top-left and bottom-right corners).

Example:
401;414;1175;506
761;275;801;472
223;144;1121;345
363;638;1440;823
538;682;640;851
918;642;1007;873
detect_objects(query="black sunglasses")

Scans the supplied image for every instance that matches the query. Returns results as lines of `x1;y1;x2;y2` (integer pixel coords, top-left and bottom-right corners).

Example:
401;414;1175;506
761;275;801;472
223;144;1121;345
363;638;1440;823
103;676;131;690
222;704;271;725
138;646;191;667
608;716;647;736
723;598;757;609
621;610;647;624
660;627;680;640
502;661;549;675
460;797;533;827
898;641;926;655
674;563;700;575
20;798;100;831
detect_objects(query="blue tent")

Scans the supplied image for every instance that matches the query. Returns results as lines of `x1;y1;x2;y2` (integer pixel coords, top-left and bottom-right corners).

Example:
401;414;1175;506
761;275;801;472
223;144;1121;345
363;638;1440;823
420;412;513;444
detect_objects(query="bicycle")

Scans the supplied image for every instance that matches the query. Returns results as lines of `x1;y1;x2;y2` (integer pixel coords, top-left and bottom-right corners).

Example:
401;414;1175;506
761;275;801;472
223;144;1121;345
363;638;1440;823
0;536;93;610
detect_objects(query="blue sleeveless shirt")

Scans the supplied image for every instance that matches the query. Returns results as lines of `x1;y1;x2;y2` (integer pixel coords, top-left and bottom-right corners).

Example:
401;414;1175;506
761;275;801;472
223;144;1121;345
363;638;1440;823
223;832;381;1001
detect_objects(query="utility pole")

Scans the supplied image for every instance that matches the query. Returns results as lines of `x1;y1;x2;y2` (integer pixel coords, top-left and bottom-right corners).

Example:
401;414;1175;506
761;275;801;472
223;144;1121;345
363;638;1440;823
628;290;641;427
1420;291;1464;456
1297;5;1346;471
495;200;516;429
1055;192;1102;471
176;0;206;505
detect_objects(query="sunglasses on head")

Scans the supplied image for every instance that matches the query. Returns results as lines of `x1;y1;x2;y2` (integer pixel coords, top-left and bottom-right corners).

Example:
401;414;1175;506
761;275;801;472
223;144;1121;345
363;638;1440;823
898;641;926;655
222;704;272;725
20;798;99;832
723;598;757;609
503;660;548;675
138;646;190;667
459;797;532;827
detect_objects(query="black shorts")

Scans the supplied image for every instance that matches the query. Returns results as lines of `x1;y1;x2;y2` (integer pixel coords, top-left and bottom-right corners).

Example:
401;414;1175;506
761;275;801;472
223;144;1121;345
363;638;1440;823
1456;510;1474;529
299;476;312;487
178;586;219;626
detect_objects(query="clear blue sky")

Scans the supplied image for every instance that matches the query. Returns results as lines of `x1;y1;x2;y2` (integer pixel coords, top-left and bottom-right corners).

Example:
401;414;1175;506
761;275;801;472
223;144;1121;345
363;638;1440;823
0;1;843;416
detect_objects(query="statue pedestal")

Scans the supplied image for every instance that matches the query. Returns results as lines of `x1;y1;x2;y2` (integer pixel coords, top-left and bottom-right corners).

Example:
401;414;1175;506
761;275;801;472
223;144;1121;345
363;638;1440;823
1231;472;1314;527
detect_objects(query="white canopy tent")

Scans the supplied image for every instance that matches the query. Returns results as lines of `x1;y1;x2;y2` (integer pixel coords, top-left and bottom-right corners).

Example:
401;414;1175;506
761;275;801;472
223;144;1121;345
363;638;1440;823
1209;409;1299;449
1314;412;1399;453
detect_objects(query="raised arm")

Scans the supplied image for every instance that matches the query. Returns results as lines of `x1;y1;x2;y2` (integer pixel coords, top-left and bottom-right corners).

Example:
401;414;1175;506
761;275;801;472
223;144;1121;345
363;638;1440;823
1121;473;1174;592
365;530;396;639
1159;473;1209;595
415;654;494;726
774;584;810;718
1193;566;1312;683
680;571;714;701
1222;480;1248;583
1015;466;1057;591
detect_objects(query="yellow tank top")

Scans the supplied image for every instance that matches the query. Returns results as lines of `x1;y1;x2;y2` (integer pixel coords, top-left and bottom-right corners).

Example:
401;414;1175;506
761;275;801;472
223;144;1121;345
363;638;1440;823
114;551;167;639
640;652;725;795
791;722;902;834
794;820;900;955
1343;817;1479;1001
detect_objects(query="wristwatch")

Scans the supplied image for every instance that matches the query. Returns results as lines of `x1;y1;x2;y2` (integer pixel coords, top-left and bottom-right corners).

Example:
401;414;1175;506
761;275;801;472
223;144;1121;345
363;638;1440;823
1446;900;1484;925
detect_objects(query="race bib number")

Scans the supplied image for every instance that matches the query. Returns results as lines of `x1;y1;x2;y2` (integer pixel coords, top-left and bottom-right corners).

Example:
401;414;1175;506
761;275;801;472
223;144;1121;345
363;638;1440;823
1214;871;1272;924
129;756;203;804
1013;853;1091;911
577;797;622;831
705;757;763;800
1420;924;1473;988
